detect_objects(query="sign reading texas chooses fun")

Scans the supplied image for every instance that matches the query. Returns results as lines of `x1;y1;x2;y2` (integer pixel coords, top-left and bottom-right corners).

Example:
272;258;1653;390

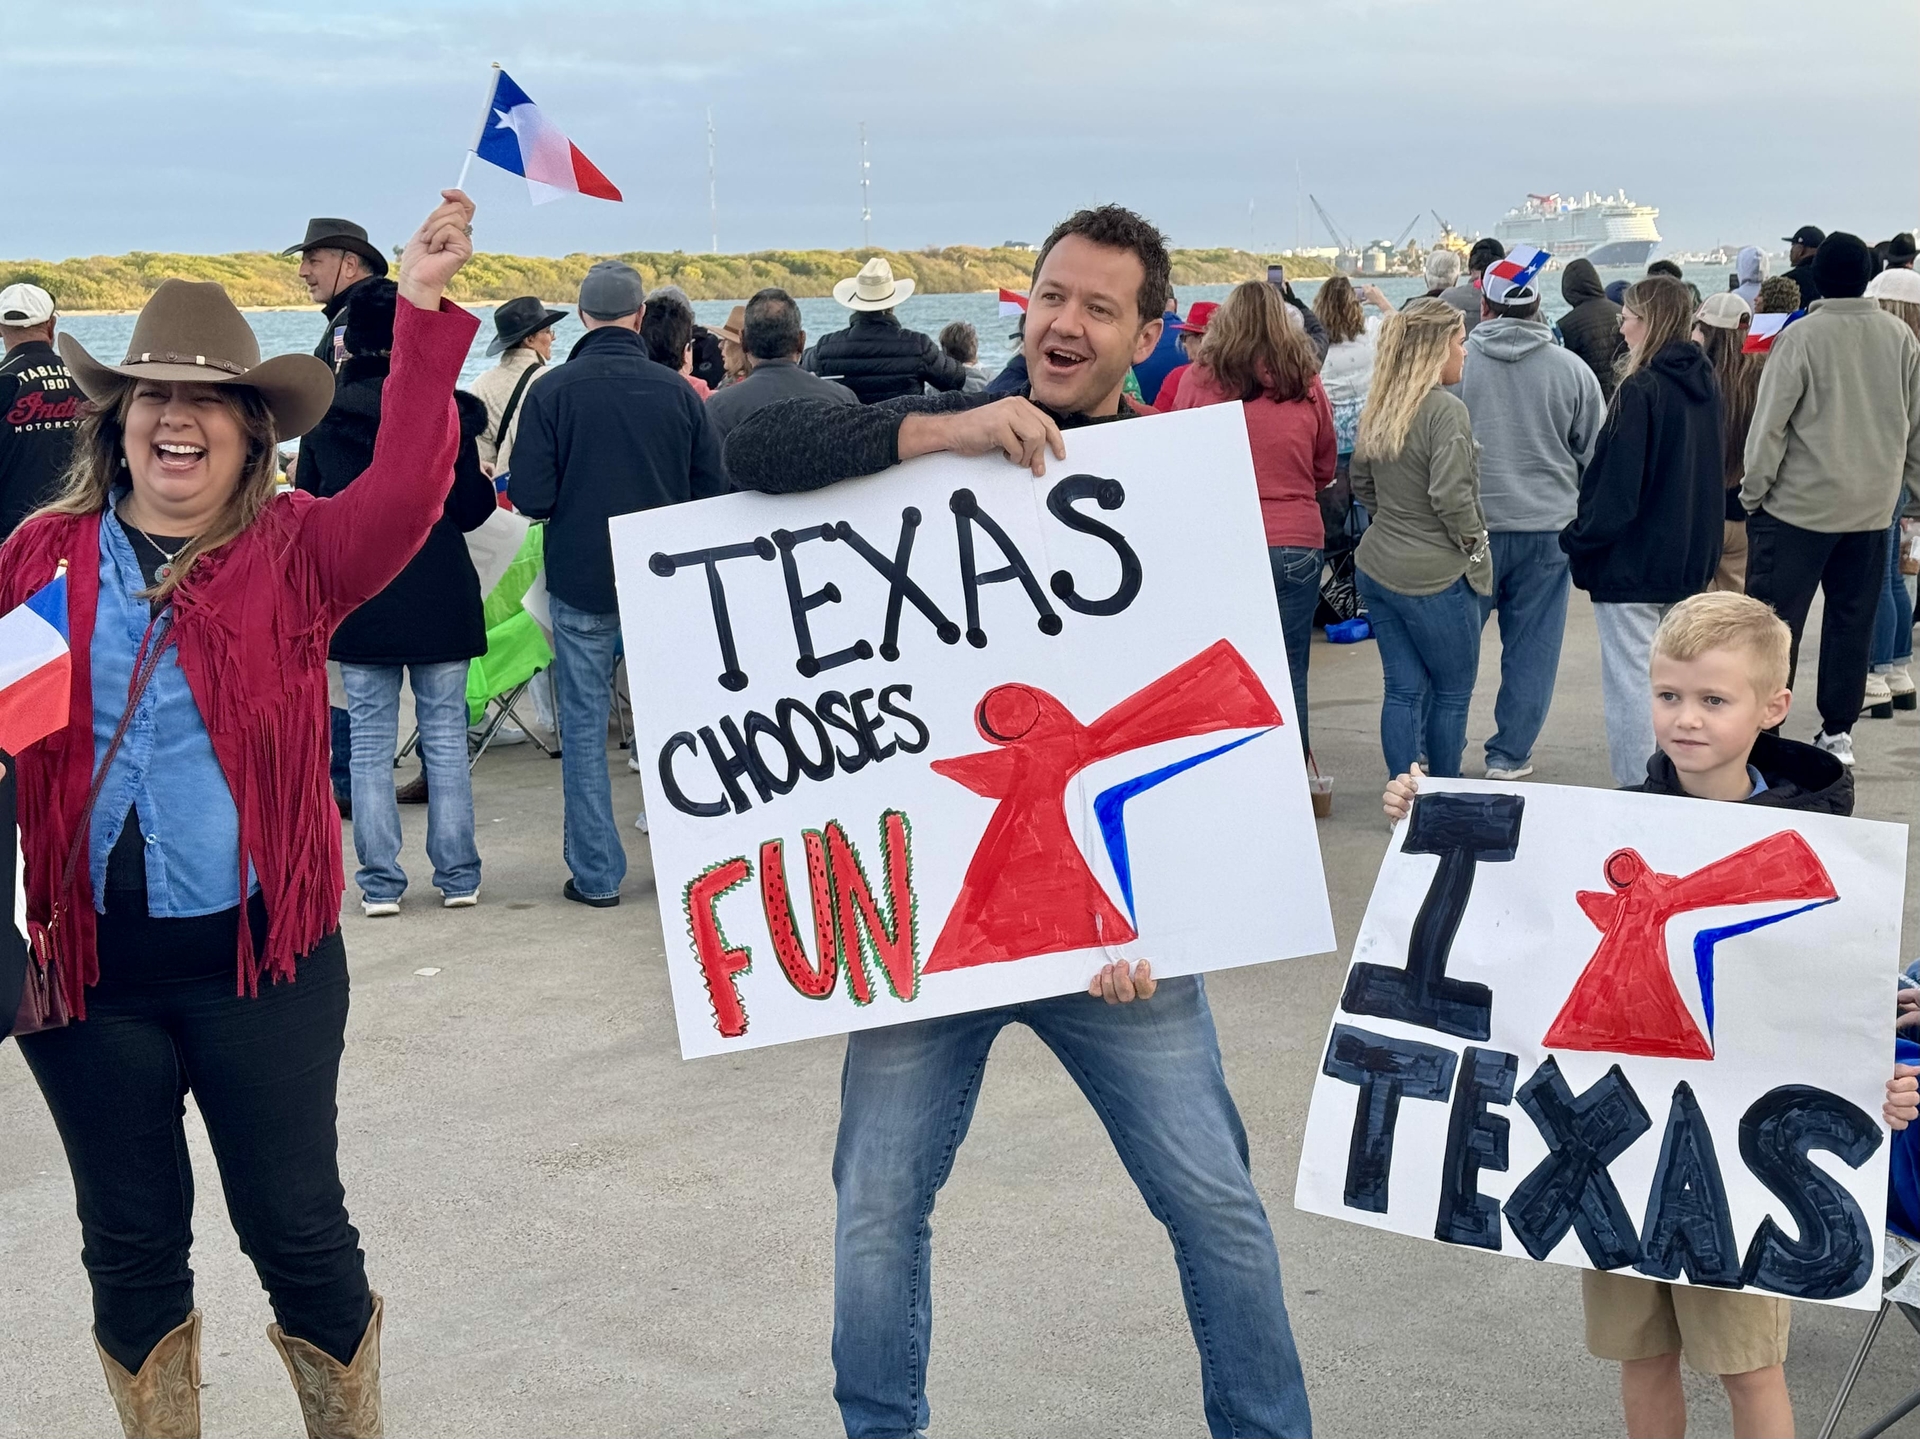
609;404;1335;1057
1293;779;1907;1310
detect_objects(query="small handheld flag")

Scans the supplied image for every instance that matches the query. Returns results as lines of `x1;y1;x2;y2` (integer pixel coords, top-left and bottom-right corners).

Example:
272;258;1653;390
466;67;622;205
0;565;70;756
1743;310;1805;354
1483;244;1550;303
998;289;1028;317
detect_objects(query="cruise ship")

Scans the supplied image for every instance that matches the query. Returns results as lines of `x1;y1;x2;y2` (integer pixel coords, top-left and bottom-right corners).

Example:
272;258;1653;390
1493;191;1661;267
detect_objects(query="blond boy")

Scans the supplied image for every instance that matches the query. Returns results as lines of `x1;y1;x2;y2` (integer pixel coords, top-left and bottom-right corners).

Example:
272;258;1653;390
1384;592;1920;1438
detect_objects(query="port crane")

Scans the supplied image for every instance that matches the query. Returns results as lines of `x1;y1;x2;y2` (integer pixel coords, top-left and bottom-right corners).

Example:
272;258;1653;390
1308;194;1356;256
1430;210;1472;256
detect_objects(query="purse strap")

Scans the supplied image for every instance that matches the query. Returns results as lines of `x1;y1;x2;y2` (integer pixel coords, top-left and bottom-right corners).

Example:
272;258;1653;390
492;359;544;450
51;609;175;904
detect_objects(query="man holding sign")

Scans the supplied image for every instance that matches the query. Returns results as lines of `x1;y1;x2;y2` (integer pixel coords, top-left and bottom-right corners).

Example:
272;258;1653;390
697;207;1317;1439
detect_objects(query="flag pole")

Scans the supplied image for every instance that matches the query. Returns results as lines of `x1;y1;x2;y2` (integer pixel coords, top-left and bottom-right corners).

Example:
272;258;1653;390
456;62;502;189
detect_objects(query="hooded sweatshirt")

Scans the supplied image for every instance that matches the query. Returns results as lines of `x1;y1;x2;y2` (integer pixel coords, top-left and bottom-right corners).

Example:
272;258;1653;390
1735;246;1766;308
1560;340;1725;604
1556;259;1624;398
1740;297;1920;532
1457;318;1607;532
1626;730;1852;817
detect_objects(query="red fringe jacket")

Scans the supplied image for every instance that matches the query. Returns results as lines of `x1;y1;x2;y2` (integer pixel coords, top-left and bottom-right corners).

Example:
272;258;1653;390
0;297;480;1015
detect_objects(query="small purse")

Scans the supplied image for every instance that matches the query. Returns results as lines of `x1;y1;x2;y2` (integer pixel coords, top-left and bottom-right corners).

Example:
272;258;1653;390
11;612;174;1040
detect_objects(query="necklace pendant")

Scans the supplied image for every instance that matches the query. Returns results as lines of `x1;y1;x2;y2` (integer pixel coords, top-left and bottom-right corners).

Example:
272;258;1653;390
156;563;173;583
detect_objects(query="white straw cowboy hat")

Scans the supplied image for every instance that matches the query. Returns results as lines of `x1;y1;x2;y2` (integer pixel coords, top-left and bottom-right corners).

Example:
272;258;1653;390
833;257;915;312
58;279;336;439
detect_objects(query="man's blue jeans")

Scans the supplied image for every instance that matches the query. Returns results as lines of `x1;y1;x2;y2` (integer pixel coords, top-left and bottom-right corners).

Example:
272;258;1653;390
831;978;1311;1439
1355;570;1482;778
1268;546;1323;758
1476;532;1571;771
341;660;481;902
549;594;627;900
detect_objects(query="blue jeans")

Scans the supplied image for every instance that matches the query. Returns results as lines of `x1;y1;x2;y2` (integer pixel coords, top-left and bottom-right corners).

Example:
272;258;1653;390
1476;532;1571;770
831;978;1310;1439
1354;570;1482;778
1268;546;1322;758
549;594;627;899
1872;511;1913;668
341;661;481;902
329;705;351;801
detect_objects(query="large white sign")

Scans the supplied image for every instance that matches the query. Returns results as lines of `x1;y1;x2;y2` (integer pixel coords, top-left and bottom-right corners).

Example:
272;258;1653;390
610;405;1335;1056
1294;779;1906;1309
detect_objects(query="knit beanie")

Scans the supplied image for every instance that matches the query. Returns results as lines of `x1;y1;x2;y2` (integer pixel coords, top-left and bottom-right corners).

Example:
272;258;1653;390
1812;233;1871;300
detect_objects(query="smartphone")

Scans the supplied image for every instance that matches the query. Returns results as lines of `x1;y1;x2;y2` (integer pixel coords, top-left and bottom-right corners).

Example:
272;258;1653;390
1266;263;1286;287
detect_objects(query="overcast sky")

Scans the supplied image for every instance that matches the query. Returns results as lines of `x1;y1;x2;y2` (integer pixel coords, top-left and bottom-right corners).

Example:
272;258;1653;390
8;0;1917;261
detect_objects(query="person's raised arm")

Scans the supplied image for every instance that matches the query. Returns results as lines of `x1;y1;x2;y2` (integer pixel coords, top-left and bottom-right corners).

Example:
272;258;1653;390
298;190;480;615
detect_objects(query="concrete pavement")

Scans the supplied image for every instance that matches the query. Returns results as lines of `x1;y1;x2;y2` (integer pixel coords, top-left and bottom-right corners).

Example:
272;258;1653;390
2;589;1915;1439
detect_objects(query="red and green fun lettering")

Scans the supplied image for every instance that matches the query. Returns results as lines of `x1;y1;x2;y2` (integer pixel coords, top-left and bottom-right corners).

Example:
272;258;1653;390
759;833;838;999
686;857;754;1037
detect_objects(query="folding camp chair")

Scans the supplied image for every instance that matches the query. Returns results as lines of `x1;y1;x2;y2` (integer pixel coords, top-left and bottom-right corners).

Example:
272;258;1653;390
1818;1237;1920;1439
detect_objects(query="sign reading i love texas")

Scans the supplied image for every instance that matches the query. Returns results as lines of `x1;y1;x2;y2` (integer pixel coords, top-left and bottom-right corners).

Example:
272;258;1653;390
1294;779;1908;1310
610;405;1335;1057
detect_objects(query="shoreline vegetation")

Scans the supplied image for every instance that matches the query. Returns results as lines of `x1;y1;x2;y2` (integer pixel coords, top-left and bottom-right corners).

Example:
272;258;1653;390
6;245;1337;315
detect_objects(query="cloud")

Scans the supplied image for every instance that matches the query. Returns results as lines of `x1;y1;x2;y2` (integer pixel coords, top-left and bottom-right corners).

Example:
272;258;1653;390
6;0;1916;260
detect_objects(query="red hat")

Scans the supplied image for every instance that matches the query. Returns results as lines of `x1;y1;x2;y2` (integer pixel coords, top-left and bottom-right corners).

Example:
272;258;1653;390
1174;301;1220;333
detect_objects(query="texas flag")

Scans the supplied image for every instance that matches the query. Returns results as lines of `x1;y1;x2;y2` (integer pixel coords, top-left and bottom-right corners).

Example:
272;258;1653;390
1743;310;1805;354
1485;243;1550;293
473;68;623;205
0;567;69;757
998;289;1028;317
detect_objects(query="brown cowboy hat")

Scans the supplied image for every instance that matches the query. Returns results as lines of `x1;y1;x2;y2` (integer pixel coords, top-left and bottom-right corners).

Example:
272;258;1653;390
281;217;390;277
58;279;336;439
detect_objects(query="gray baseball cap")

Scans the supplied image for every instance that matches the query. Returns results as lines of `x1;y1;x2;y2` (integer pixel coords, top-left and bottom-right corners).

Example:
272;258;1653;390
579;261;646;321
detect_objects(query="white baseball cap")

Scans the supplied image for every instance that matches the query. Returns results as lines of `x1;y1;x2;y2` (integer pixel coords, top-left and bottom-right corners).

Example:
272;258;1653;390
1867;267;1920;304
0;284;54;327
1694;291;1752;330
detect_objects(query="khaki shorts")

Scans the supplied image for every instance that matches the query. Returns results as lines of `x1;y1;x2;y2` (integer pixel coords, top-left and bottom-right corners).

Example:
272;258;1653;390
1582;1270;1790;1375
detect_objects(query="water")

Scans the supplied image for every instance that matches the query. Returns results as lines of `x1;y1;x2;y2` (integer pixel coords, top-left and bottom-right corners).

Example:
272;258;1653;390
55;266;1666;393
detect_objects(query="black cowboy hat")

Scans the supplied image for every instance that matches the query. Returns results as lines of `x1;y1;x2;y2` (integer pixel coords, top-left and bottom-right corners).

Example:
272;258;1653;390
281;218;389;277
486;295;570;357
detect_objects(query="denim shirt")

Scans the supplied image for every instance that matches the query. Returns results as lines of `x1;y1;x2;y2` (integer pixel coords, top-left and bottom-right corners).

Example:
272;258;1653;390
89;507;250;916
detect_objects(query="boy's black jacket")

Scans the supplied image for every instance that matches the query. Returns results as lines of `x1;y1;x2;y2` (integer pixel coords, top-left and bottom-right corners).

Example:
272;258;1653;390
1624;731;1853;816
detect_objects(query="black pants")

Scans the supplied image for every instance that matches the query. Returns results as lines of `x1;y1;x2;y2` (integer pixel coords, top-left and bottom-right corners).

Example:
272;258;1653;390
17;893;371;1372
1744;510;1889;736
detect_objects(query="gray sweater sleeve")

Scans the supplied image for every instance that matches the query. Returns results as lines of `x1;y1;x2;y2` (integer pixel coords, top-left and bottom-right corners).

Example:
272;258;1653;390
722;391;981;494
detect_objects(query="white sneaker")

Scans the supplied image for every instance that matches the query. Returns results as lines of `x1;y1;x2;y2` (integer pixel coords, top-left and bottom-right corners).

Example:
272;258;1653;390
361;897;400;918
627;753;643;773
1813;730;1856;767
1863;672;1894;719
1484;763;1534;781
442;890;479;909
1884;665;1916;710
633;810;649;833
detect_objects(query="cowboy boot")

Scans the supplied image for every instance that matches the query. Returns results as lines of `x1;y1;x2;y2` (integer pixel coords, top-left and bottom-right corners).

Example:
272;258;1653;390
267;1293;384;1439
95;1310;202;1439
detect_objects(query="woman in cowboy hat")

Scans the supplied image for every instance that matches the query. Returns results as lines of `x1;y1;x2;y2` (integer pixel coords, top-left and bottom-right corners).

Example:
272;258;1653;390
0;189;479;1439
470;294;568;475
